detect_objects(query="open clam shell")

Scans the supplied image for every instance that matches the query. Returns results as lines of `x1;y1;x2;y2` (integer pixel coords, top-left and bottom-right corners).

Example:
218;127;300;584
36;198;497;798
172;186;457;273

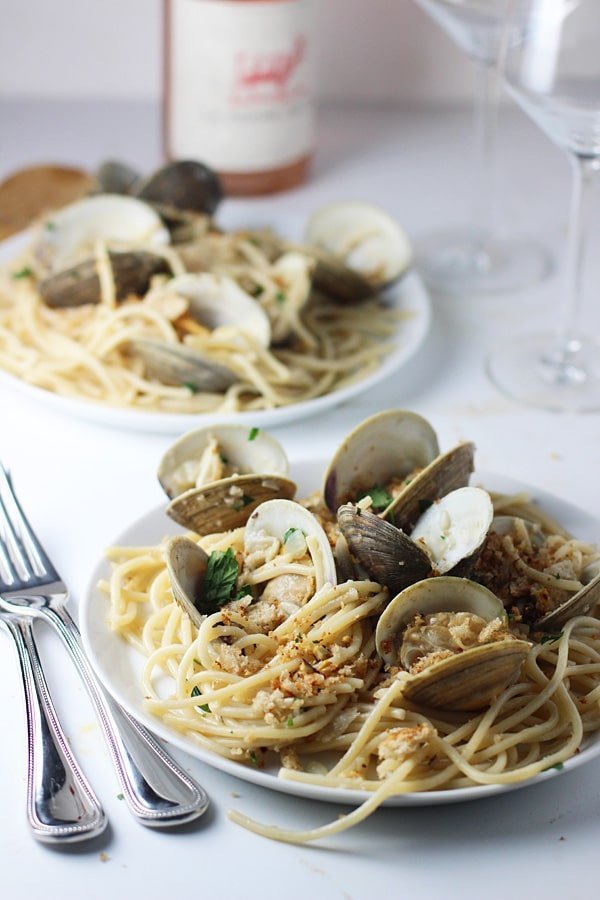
158;424;291;499
166;273;271;347
304;200;412;299
165;535;210;628
323;409;440;513
376;576;530;711
410;486;493;576
135;160;223;217
386;442;475;532
34;194;170;275
245;499;337;588
535;562;600;631
167;474;297;535
337;504;432;595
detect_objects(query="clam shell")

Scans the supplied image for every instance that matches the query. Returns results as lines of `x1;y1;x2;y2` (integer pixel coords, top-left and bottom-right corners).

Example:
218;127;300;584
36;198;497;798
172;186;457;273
304;201;412;293
135;160;223;216
34;194;170;275
167;273;271;347
165;535;209;628
39;251;170;308
130;339;239;392
387;442;475;532
245;498;337;587
323;409;440;512
410;486;493;575
158;424;290;499
535;564;600;631
337;504;432;595
375;576;506;666
401;640;531;712
166;474;297;535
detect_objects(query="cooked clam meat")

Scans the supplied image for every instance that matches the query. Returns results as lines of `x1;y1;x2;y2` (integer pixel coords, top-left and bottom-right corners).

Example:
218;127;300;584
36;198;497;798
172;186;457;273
399;611;515;674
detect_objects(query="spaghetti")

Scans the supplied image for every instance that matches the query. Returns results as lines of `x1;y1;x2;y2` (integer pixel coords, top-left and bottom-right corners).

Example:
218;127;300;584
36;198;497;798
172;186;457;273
98;487;600;845
0;226;401;414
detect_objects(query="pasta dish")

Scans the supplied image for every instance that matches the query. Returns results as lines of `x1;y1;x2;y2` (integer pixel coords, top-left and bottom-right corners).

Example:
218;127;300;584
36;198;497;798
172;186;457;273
0;186;410;415
97;411;600;844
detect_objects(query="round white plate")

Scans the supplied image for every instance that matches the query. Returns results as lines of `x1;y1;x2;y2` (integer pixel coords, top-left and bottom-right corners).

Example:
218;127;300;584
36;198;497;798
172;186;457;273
80;459;600;806
0;216;431;434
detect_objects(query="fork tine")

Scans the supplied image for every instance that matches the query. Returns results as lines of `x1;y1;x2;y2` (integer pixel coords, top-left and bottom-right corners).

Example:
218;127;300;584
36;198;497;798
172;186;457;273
0;463;60;583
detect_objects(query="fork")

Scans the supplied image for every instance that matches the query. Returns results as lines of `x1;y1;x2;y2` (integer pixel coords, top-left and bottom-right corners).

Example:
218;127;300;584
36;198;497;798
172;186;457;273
0;463;209;827
0;610;107;842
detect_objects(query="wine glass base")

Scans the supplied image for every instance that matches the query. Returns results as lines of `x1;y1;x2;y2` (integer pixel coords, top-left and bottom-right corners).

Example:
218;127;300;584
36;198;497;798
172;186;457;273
486;333;600;412
414;227;552;296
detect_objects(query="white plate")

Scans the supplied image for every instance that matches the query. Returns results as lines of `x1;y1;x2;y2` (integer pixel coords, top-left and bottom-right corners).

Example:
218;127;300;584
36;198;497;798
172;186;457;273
80;459;600;807
0;218;431;434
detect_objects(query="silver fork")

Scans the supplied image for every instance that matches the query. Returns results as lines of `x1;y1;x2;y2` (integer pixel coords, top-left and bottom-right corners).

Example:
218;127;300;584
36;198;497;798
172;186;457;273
0;611;107;842
0;464;209;827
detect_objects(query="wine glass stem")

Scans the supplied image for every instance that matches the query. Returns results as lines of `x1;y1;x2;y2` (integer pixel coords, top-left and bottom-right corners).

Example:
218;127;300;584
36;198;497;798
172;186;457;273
559;155;598;351
472;60;498;248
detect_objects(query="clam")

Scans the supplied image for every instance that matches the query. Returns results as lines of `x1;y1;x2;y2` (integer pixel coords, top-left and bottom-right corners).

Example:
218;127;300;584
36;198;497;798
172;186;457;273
244;499;337;589
34;194;170;276
338;486;493;594
39;251;171;308
337;504;432;595
165;535;210;628
322;409;440;513
94;159;141;196
475;515;600;631
164;273;271;347
129;339;239;393
135;160;223;217
304;201;412;302
375;577;531;711
158;425;296;535
386;441;476;532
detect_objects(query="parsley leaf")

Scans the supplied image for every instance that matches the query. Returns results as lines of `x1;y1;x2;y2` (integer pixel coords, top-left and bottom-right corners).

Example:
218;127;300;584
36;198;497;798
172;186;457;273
542;762;564;772
235;585;253;600
249;751;259;767
199;548;239;613
191;686;201;697
191;686;210;712
275;290;286;304
12;266;33;279
248;427;260;441
357;485;393;511
232;493;254;511
283;527;302;544
540;632;564;645
286;716;295;727
183;381;200;394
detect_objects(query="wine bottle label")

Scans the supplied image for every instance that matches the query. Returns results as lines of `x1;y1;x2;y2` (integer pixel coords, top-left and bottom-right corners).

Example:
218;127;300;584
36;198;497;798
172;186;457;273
167;0;315;173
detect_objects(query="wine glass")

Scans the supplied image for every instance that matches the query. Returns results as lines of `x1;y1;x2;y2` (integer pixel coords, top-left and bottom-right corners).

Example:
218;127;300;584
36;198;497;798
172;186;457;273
487;0;600;411
413;0;551;294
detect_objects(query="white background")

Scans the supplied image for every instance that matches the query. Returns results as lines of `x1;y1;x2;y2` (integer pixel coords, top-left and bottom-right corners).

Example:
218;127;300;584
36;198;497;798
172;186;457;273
0;0;476;104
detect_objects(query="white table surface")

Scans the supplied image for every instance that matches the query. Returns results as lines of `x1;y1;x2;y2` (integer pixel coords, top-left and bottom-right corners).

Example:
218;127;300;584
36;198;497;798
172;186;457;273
1;99;599;900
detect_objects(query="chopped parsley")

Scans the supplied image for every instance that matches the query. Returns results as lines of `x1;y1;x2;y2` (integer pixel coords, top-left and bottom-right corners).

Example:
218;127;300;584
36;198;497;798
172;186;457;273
116;793;124;801
249;751;259;767
542;762;564;772
45;220;57;231
356;485;393;512
275;290;286;304
253;284;265;297
191;686;210;712
540;632;564;645
235;585;253;600
248;427;260;441
283;527;301;544
11;266;33;279
286;717;295;728
220;454;229;464
200;547;240;612
183;381;200;394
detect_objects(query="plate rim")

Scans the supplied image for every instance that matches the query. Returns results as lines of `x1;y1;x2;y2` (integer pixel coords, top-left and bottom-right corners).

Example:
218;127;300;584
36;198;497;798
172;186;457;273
0;227;431;434
79;463;600;807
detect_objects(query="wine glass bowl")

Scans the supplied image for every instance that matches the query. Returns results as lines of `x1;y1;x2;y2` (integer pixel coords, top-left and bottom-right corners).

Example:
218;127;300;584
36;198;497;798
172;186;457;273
413;0;551;295
487;0;600;411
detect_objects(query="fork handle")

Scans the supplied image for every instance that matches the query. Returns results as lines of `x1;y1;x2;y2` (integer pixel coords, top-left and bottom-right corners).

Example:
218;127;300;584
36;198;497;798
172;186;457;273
42;604;209;826
3;616;107;842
